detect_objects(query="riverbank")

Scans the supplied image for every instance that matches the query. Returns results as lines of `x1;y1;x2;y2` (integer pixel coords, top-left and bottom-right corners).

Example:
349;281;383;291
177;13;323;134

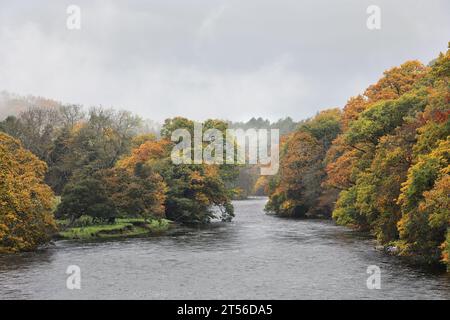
56;218;172;240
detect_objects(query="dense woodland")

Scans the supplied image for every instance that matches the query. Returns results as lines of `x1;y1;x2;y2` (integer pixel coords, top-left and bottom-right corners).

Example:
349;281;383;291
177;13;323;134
266;46;449;269
0;104;239;252
0;46;448;272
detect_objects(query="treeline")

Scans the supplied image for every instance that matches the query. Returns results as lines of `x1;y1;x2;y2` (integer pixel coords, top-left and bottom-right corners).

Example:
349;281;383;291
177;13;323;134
266;46;449;269
0;103;236;252
228;117;299;198
230;116;298;136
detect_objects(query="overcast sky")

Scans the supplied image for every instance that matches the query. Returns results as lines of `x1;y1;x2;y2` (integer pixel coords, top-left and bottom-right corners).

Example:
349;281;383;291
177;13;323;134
0;0;448;122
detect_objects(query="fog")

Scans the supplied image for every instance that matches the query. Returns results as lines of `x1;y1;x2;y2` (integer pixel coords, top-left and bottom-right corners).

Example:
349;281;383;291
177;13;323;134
0;0;449;121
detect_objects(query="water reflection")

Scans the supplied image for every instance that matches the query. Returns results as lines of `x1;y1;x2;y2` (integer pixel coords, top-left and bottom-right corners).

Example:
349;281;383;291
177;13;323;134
0;248;55;273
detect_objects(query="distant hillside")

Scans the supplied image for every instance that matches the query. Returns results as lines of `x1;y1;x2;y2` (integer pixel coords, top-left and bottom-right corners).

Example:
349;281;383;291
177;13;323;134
0;91;62;120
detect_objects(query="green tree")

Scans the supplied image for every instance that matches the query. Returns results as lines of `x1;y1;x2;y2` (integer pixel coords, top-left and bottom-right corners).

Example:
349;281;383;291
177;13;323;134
56;172;118;224
120;118;236;224
104;163;167;222
397;139;449;263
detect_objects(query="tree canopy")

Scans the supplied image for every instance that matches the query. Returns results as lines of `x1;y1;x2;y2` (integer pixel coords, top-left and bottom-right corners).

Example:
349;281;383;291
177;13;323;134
0;133;56;253
266;45;449;270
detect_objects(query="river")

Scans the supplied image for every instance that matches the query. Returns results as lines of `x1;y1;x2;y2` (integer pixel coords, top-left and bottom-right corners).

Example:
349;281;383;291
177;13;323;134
0;198;449;299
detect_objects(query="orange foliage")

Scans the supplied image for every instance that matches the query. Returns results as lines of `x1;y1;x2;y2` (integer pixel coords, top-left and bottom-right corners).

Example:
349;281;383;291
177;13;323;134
364;60;428;102
0;133;56;253
117;139;171;170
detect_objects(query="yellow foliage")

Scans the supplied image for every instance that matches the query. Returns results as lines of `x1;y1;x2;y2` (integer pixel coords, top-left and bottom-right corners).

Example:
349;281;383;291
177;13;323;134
0;133;56;253
117;139;171;171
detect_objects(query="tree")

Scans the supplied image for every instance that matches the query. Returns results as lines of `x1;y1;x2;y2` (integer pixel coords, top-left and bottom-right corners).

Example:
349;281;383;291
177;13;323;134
344;93;427;147
56;130;166;224
341;95;369;131
119;118;236;224
364;60;428;101
49;107;144;194
266;110;342;217
104;164;167;222
325;59;430;195
45;127;74;194
253;175;270;196
298;108;342;149
162;162;234;223
12;106;60;160
58;104;85;129
397;139;449;264
266;131;324;217
0;133;56;253
56;172;118;224
0;116;22;138
355;121;419;242
277;45;450;270
73;107;142;171
443;231;450;271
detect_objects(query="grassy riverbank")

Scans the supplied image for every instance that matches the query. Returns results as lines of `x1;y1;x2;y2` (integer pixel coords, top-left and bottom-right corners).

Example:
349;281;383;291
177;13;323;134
57;218;172;240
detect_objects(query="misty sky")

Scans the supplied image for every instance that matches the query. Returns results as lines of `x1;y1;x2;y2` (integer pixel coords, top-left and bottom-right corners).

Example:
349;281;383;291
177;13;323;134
0;0;449;122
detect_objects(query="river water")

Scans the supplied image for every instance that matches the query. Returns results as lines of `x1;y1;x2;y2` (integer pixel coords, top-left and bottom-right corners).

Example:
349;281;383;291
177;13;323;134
0;198;449;300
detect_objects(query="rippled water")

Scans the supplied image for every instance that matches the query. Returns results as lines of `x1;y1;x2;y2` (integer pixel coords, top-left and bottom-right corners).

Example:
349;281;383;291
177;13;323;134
0;198;449;299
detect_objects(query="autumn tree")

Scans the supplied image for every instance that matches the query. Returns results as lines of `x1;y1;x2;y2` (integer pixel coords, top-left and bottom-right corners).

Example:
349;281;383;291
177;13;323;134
341;95;369;131
120;118;236;224
253;175;270;196
397;139;449;264
0;133;56;253
266;109;342;217
56;137;167;224
364;60;428;102
45;107;143;194
324;60;429;194
105;163;167;222
328;46;449;270
266;131;324;217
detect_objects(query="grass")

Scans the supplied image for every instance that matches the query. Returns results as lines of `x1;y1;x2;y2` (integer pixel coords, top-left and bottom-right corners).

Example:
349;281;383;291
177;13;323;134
57;218;172;240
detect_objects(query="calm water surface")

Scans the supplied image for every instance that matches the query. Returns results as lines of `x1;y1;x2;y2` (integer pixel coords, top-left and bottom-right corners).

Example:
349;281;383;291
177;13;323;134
0;198;449;299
